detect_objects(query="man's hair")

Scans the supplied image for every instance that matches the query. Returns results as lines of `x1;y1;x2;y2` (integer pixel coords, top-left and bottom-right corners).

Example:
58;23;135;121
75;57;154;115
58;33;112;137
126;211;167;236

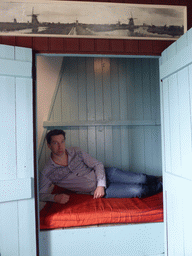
46;129;66;144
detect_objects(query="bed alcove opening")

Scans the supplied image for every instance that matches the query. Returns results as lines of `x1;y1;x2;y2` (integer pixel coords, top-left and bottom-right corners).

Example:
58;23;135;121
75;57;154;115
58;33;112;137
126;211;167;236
36;53;163;223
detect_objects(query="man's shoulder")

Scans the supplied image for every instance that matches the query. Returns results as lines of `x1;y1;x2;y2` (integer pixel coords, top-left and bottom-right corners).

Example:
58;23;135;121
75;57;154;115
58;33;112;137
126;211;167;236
66;146;82;155
41;157;54;174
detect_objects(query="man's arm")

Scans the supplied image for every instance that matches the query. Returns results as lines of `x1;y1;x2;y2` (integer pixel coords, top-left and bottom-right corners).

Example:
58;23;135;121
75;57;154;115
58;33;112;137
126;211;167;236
81;149;106;198
39;171;56;202
54;194;70;204
39;172;70;204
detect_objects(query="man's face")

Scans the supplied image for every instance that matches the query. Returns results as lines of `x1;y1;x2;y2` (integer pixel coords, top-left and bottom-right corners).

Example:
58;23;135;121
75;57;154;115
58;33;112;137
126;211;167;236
48;134;65;157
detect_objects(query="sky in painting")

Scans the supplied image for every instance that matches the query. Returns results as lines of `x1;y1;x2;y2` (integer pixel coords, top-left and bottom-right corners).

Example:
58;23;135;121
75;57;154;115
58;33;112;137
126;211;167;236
0;1;186;27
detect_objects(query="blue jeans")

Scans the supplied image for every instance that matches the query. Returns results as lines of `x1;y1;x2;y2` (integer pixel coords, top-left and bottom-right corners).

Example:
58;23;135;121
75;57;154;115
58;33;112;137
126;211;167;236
104;167;162;198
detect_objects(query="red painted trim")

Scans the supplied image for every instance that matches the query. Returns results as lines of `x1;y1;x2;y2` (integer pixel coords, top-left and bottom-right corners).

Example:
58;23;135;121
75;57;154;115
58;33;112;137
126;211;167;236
49;37;64;52
1;36;16;46
80;38;95;52
125;40;139;54
65;38;80;52
139;40;153;55
33;37;49;52
153;40;173;55
16;37;33;48
96;39;110;52
110;39;124;52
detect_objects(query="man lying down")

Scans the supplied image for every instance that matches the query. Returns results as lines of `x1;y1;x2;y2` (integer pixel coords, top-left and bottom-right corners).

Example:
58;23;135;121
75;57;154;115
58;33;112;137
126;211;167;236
39;129;162;205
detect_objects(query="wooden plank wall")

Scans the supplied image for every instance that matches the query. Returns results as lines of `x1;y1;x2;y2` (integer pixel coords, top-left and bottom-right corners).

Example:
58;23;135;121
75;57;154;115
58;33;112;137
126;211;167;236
0;0;190;56
160;28;192;256
39;57;162;176
0;45;36;256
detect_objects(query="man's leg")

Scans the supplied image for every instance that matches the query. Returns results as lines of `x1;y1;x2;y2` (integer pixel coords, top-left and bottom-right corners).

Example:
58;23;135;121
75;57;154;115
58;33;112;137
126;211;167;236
105;182;162;198
105;167;162;198
105;182;149;198
105;167;147;185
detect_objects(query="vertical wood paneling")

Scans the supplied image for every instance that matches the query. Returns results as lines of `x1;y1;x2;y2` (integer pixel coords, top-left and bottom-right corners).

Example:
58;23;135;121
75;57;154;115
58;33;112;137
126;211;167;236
126;58;135;120
103;58;111;121
16;77;33;178
111;59;120;121
70;127;80;147
79;127;88;153
162;66;192;179
121;127;129;170
0;76;16;180
70;58;79;121
119;59;128;121
161;78;172;175
167;185;183;255
169;74;181;176
94;58;104;121
182;178;192;254
164;173;187;256
160;29;192;256
150;58;160;122
96;126;105;164
61;59;72;122
39;56;161;175
134;59;144;120
142;59;151;120
129;126;145;173
53;85;62;122
0;44;36;256
87;58;95;121
112;126;122;169
78;58;87;121
104;126;113;167
144;126;153;173
151;126;162;174
188;64;192;181
0;202;19;256
88;127;97;159
0;75;18;256
178;67;192;179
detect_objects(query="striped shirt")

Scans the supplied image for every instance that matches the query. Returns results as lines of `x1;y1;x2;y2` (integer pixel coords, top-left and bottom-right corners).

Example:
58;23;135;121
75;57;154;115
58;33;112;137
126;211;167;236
39;147;106;202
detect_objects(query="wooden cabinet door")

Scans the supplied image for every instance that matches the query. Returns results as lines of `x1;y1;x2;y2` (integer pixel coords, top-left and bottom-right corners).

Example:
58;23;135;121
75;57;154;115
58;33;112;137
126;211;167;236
0;45;36;256
160;29;192;256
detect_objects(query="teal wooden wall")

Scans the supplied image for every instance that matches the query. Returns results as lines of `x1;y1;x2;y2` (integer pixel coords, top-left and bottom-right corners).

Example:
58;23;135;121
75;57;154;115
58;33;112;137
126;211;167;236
38;56;161;176
160;28;192;255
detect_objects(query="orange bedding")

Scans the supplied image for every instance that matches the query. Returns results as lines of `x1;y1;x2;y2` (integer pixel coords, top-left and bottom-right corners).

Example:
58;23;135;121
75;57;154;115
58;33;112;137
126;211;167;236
40;186;163;230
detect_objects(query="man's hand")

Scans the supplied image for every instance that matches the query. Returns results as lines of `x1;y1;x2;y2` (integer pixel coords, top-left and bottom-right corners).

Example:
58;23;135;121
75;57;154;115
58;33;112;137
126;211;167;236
93;186;105;199
54;193;70;204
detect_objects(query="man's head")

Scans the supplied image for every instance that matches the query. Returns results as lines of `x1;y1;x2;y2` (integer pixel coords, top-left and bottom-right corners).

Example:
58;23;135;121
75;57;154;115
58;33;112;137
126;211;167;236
46;130;66;158
46;129;66;145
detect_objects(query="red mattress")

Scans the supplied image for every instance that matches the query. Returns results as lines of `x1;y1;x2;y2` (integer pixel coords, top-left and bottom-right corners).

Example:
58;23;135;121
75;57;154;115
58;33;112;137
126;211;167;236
40;186;163;230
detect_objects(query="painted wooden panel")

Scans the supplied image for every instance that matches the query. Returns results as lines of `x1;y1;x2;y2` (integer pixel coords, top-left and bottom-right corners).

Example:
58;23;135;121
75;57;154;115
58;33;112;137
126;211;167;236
39;56;161;177
0;44;36;256
160;67;192;177
39;223;164;256
160;27;192;256
164;173;192;256
0;178;32;202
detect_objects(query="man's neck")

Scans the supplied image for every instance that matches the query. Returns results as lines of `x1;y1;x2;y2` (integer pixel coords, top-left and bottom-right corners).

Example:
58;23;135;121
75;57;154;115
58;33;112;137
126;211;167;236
51;150;68;166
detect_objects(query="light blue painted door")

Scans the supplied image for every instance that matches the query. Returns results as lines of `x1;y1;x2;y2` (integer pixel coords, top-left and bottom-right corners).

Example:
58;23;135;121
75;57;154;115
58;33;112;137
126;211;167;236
0;45;36;256
160;29;192;256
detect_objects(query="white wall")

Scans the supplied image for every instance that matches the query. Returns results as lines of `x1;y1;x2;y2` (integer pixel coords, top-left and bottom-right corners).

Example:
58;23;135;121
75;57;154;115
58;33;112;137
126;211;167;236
36;55;63;148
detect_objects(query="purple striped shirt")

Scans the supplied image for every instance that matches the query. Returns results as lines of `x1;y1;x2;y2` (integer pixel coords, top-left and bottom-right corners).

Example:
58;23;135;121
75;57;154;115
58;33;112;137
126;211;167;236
39;147;106;202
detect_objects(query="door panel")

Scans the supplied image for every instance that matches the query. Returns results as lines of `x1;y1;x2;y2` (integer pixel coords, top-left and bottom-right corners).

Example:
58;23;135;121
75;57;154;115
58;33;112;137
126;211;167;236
160;28;192;256
0;44;36;256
